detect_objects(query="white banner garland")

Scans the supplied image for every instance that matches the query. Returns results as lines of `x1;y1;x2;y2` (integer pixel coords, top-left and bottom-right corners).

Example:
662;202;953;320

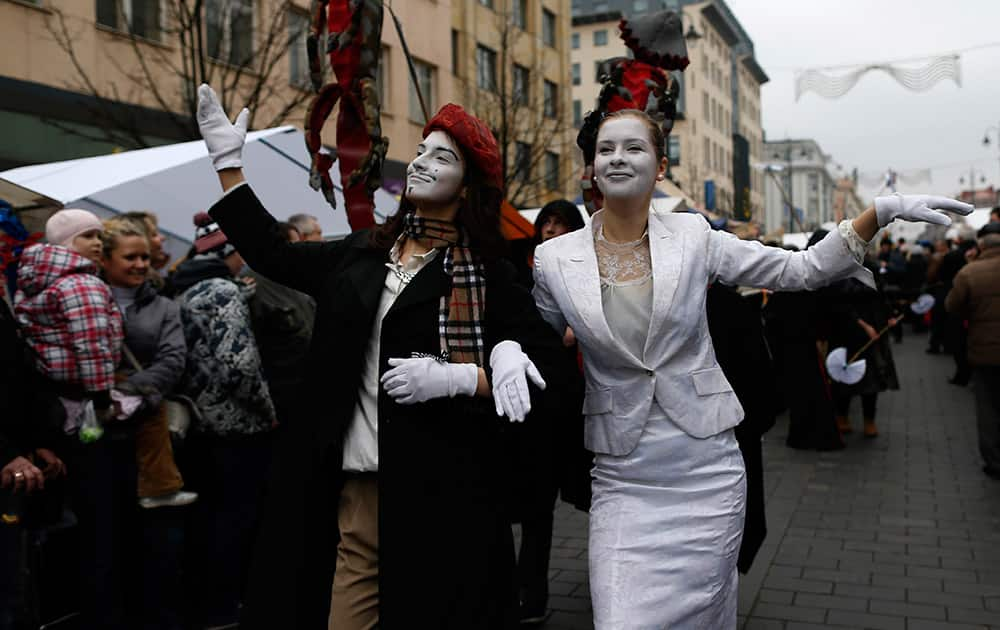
795;55;961;101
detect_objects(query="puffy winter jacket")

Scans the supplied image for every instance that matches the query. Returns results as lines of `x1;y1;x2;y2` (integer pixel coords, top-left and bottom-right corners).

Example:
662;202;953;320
14;244;123;393
174;255;275;436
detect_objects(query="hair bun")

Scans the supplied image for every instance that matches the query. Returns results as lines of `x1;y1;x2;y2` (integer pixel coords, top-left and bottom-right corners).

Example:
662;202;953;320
193;212;214;227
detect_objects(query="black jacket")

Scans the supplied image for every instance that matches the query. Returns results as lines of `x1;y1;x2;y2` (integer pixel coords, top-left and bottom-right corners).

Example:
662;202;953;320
0;300;63;466
210;185;568;629
244;270;315;426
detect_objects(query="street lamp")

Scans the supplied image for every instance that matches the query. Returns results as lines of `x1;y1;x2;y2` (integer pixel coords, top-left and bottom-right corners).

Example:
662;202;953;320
983;124;1000;188
754;162;805;233
959;168;988;207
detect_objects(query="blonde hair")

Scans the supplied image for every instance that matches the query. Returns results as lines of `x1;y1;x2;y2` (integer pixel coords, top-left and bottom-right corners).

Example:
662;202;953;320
101;216;149;258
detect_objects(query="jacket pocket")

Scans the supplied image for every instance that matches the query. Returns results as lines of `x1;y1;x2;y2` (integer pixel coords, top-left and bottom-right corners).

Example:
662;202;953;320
582;388;612;415
690;367;733;396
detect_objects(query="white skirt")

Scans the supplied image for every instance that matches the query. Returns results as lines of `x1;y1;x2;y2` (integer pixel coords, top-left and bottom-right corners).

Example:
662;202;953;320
589;407;746;629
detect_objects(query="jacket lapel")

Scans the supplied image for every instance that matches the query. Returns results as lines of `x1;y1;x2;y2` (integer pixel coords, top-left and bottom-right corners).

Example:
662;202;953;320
557;221;630;362
343;247;388;320
644;212;684;360
384;255;450;320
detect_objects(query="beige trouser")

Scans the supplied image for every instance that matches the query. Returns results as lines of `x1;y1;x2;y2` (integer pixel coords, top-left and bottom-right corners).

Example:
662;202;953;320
328;474;379;630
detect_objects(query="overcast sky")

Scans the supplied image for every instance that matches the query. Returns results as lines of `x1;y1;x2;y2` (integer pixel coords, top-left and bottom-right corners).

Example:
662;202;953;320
723;0;1000;204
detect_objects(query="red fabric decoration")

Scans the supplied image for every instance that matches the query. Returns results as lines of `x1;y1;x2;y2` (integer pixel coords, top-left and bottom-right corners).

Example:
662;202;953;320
423;104;503;191
605;59;667;114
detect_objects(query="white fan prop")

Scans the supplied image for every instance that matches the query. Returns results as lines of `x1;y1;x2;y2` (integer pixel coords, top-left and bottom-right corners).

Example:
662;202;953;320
910;293;936;315
825;346;867;385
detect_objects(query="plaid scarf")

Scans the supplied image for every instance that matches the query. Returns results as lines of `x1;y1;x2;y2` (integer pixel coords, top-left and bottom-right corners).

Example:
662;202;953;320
403;214;486;366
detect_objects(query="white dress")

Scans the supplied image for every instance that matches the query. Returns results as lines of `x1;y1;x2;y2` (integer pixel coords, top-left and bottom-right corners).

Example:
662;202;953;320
589;226;746;629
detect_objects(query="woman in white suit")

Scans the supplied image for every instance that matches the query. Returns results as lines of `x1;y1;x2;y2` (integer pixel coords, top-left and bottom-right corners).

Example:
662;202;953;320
531;109;971;628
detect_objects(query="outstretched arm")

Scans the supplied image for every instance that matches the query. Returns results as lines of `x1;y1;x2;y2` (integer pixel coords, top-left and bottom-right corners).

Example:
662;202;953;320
711;194;973;292
197;84;351;296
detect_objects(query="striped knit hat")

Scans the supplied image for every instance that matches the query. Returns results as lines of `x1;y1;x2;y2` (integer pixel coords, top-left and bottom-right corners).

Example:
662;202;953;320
193;212;235;257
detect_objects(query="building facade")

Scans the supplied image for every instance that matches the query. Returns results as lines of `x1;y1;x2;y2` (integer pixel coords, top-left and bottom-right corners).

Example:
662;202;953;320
762;138;838;233
1;0;576;207
570;0;768;220
452;0;576;207
832;176;865;223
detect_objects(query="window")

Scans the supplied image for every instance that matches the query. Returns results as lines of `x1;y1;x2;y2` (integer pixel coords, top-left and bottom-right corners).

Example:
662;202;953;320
288;11;311;88
702;93;709;120
513;0;528;30
701;52;707;76
571;63;581;86
545;152;560;190
703;137;710;169
571;32;580;50
513;64;530;105
633;0;649;12
376;46;388;107
668;135;681;166
542;9;556;47
593;0;608;11
476;45;497;91
543;80;557;118
515;142;532;182
573;100;582;127
409;59;435;122
207;0;254;66
96;0;161;40
593;30;608;47
594;60;605;82
479;0;494;8
451;29;459;74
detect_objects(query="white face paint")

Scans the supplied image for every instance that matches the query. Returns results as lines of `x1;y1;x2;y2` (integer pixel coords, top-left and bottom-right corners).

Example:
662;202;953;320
593;116;661;202
405;130;465;207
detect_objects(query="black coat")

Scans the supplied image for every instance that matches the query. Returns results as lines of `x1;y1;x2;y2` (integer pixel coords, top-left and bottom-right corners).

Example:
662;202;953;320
707;284;780;574
210;186;568;629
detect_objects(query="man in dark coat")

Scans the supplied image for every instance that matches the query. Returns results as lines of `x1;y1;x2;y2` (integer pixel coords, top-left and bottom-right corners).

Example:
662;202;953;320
244;221;316;429
946;223;1000;479
707;282;780;573
197;87;569;630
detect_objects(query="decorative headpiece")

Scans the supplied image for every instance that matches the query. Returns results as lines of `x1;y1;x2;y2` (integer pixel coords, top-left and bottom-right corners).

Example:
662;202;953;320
577;9;689;213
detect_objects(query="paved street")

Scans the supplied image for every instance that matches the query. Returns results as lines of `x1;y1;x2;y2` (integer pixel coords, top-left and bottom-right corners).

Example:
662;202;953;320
536;331;1000;629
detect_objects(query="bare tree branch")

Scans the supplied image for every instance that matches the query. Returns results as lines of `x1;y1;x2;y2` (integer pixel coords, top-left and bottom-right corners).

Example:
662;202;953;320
457;6;578;208
42;0;310;150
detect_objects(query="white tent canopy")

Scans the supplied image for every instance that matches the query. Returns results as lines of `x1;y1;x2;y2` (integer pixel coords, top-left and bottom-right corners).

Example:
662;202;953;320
0;127;401;263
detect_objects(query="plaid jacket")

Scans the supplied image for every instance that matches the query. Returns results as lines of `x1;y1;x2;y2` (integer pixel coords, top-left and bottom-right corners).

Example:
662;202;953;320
14;244;123;393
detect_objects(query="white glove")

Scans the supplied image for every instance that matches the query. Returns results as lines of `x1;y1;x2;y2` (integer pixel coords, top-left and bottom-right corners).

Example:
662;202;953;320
489;341;546;423
196;83;249;171
380;357;479;405
874;193;973;228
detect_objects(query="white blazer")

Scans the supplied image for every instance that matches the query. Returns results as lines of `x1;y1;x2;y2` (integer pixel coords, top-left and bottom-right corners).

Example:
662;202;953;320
532;210;873;456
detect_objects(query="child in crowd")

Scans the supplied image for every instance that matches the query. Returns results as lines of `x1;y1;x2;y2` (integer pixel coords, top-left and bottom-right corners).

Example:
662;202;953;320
15;209;123;429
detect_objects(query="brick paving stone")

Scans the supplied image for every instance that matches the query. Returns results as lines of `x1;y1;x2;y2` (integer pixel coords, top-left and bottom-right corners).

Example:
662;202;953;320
539;333;1000;629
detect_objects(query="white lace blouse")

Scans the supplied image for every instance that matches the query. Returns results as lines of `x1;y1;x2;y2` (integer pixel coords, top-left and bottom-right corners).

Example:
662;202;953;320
595;224;653;364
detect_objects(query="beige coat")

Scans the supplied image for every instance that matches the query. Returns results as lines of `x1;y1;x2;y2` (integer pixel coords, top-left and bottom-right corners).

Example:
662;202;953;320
946;247;1000;366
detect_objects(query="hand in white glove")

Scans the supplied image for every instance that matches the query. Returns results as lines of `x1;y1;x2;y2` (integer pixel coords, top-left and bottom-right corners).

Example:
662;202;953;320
380;357;479;405
196;83;249;171
489;341;546;423
874;193;973;228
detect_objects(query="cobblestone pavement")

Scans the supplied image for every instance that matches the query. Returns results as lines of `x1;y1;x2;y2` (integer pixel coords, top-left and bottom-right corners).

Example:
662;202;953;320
537;332;1000;629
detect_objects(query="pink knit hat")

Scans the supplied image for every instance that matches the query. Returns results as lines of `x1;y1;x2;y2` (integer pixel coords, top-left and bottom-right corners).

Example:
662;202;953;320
45;209;104;247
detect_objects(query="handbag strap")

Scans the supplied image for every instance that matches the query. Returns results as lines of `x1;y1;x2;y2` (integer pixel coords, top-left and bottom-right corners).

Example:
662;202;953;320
121;344;143;373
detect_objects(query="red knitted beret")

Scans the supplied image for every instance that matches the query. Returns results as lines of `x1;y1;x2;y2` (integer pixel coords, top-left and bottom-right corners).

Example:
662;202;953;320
423;103;503;191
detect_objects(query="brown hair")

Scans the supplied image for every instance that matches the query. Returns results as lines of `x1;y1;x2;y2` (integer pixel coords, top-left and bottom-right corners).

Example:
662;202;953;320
598;109;666;162
100;216;149;258
370;147;506;262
